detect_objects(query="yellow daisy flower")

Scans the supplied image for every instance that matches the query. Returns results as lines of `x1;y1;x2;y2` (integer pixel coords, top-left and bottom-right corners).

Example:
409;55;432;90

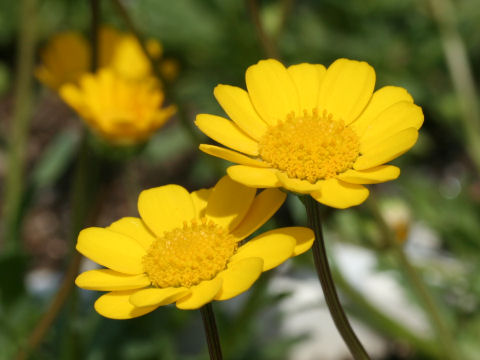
60;69;175;143
36;27;164;90
75;176;314;319
195;58;424;209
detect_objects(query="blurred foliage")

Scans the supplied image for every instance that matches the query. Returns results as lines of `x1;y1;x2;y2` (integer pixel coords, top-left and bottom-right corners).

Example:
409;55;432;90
1;0;480;359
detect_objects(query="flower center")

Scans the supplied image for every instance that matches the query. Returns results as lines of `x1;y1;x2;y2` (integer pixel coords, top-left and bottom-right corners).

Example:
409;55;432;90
258;110;360;183
142;218;238;288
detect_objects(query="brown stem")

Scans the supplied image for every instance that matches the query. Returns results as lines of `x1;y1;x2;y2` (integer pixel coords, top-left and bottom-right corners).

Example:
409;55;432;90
246;0;280;59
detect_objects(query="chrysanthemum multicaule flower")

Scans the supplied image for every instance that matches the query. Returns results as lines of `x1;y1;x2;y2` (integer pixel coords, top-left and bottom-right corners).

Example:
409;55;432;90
75;176;314;319
195;58;424;209
36;27;164;90
60;69;175;143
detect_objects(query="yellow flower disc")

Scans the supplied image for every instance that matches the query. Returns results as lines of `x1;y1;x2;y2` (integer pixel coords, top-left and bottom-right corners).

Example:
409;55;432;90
142;218;237;288
258;110;360;183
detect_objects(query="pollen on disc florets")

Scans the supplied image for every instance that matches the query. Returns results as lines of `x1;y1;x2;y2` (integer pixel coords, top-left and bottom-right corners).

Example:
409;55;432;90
142;218;237;288
258;110;360;183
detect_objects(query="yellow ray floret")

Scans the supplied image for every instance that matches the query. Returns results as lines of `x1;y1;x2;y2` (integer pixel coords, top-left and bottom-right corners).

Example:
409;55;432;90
75;176;314;319
36;26;165;90
195;58;424;209
60;69;175;144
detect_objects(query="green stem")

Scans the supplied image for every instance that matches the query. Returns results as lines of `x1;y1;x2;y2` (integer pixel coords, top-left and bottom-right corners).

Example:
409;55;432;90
3;0;37;254
200;303;223;360
427;0;480;174
368;197;459;360
303;196;370;360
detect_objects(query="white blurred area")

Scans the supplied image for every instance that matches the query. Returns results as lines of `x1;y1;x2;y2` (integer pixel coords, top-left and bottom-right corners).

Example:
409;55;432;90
270;228;442;360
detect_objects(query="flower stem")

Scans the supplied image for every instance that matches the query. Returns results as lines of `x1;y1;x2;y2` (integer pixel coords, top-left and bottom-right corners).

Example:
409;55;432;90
246;0;280;59
200;303;223;360
2;0;37;254
303;196;370;360
367;197;459;360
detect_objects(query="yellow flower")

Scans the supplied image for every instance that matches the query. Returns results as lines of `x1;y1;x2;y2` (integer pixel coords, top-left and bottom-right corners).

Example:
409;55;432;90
60;69;175;143
75;176;314;319
36;27;164;90
35;31;91;90
195;58;424;209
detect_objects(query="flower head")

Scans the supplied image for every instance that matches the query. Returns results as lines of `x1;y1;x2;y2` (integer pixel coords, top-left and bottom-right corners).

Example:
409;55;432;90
36;27;164;90
75;176;314;319
60;69;175;144
195;59;424;209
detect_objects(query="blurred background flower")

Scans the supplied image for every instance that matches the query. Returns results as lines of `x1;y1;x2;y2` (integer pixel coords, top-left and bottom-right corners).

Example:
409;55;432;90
1;0;480;359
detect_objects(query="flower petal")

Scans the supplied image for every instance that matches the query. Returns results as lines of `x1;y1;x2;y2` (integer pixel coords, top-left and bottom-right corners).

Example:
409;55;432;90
214;257;263;301
318;58;375;125
287;63;326;113
191;188;211;219
231;189;286;240
311;179;369;209
337;165;400;184
76;227;145;274
205;175;256;231
350;86;414;137
246;59;300;125
227;165;281;188
176;277;223;310
75;269;150;291
214;84;268;140
107;217;155;250
94;291;158;319
130;287;190;307
59;84;84;112
230;230;296;271
360;102;424;152
287;227;315;256
195;114;259;155
138;185;195;237
199;144;269;167
276;172;323;194
354;128;419;170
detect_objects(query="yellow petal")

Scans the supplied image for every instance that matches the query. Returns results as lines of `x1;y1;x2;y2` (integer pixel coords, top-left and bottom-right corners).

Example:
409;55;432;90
351;86;414;137
59;84;84;112
287;63;326;113
215;257;263;301
286;227;316;256
276;172;323;194
75;269;150;291
130;287;190;307
76;227;145;274
214;84;268;140
338;165;400;184
318;58;375;124
195;114;259;156
94;291;158;319
231;189;286;240
361;102;424;152
191;188;211;219
138;185;195;237
227;165;281;188
311;179;369;209
107;217;155;250
199;144;269;167
230;230;296;271
245;59;300;125
176;277;223;310
205;175;256;231
354;128;419;170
